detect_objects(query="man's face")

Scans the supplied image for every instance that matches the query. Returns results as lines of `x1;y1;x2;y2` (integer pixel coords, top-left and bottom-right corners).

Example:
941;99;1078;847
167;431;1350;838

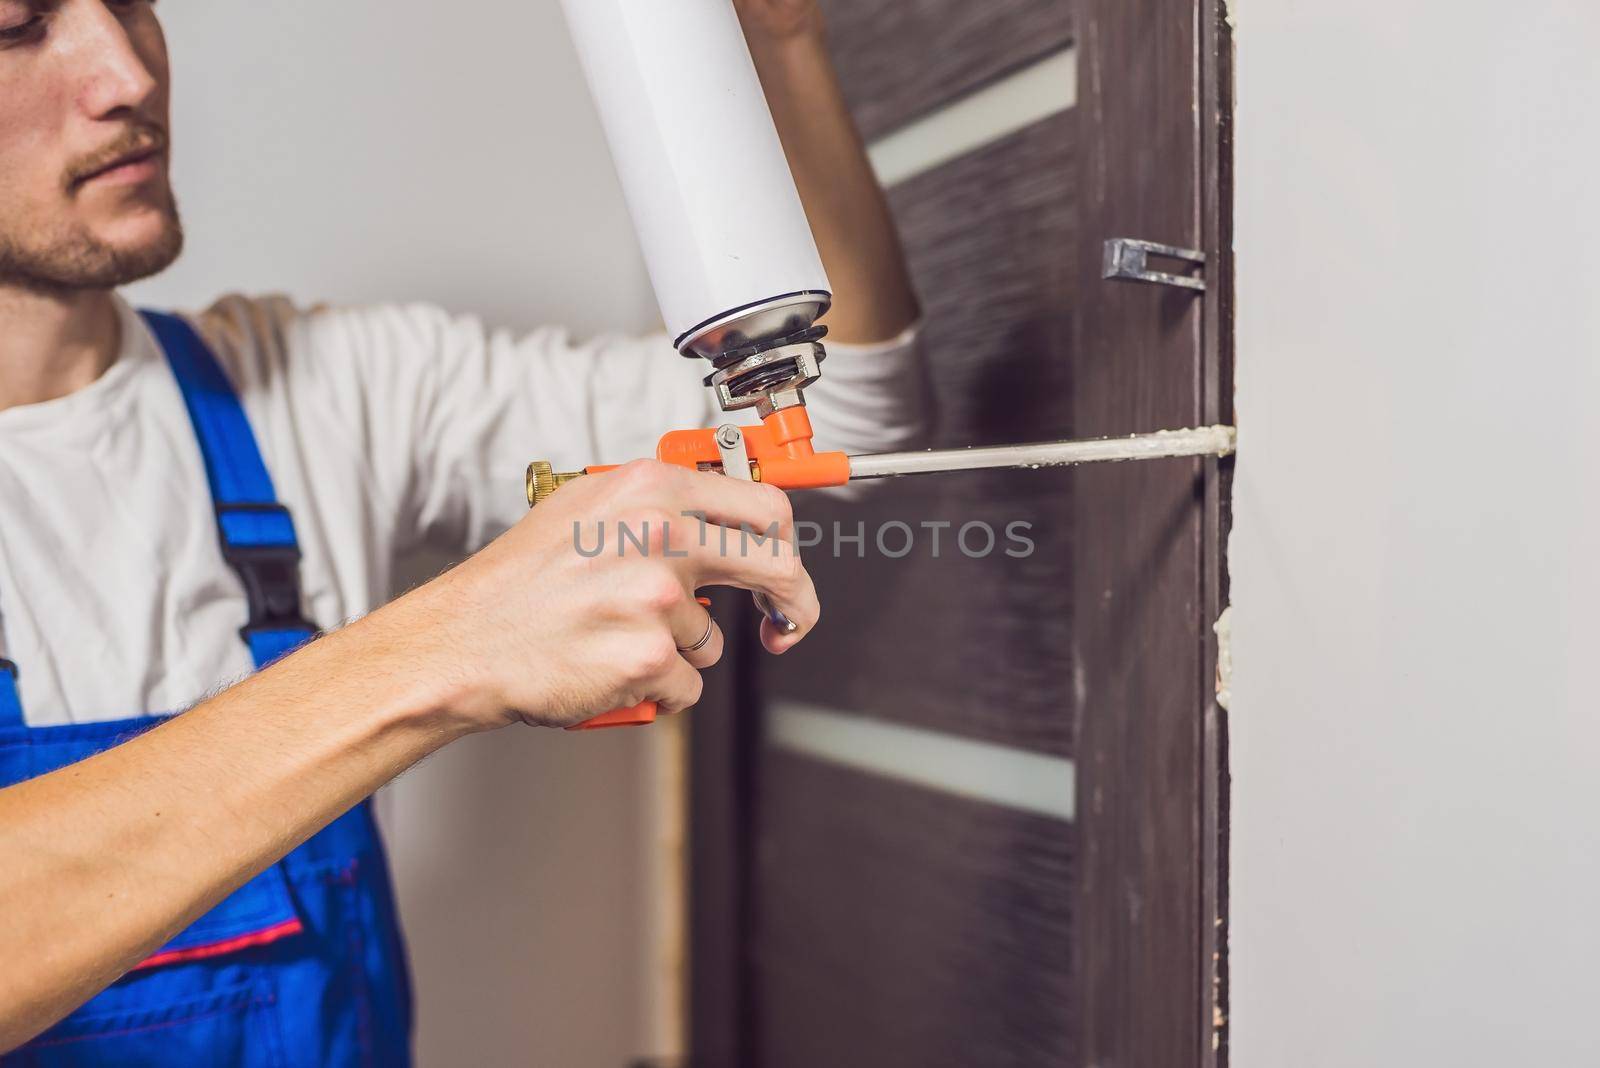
0;0;181;293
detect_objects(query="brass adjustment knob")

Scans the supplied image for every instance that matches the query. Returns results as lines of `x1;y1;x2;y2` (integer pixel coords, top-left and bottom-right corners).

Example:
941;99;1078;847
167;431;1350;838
525;461;585;508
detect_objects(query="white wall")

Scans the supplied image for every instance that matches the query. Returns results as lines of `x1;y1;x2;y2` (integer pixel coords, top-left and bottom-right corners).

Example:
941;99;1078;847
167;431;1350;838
1231;2;1600;1064
132;4;667;1065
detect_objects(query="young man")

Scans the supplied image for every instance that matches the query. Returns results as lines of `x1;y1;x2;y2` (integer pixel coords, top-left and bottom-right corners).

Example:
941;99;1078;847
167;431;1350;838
0;0;923;1060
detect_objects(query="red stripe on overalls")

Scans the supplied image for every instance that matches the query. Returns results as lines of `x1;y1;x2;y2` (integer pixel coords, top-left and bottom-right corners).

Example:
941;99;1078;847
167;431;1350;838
133;917;305;971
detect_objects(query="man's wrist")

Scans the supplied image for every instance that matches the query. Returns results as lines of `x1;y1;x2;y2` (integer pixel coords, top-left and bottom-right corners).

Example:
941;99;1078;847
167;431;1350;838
745;24;832;84
747;30;853;148
317;594;491;746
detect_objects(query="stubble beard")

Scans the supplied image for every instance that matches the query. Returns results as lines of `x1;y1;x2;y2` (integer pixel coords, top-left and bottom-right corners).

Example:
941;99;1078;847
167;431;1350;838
0;194;185;295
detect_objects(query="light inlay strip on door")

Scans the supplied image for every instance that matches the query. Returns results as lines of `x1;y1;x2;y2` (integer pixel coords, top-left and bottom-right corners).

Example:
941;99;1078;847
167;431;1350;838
767;702;1076;822
867;47;1077;188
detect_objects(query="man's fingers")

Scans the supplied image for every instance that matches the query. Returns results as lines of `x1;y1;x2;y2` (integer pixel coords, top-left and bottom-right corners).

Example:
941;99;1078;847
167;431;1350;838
760;606;815;655
613;460;796;547
668;597;723;671
596;462;817;647
690;531;820;640
653;657;705;716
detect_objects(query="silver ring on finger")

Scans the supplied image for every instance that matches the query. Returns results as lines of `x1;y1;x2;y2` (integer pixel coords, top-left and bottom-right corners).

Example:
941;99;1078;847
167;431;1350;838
678;614;716;654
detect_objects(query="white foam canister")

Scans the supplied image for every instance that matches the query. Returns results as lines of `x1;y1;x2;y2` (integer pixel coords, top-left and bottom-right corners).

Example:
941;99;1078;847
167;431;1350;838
557;0;833;359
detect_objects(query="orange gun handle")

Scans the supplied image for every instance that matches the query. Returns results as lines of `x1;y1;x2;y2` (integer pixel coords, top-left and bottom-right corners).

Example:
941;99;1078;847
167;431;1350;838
566;597;713;732
567;700;659;732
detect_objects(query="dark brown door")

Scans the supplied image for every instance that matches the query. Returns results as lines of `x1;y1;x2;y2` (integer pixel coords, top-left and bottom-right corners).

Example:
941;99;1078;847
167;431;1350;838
690;2;1232;1065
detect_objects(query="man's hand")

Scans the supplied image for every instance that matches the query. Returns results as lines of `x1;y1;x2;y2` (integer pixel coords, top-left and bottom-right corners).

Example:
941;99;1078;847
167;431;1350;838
410;460;818;731
733;0;825;44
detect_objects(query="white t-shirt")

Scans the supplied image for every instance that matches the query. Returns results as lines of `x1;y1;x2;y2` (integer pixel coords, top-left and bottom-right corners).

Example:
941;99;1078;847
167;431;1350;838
0;295;925;726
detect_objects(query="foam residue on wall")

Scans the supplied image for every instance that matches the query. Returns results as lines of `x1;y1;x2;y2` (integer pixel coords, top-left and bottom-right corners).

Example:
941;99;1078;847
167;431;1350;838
1213;606;1233;712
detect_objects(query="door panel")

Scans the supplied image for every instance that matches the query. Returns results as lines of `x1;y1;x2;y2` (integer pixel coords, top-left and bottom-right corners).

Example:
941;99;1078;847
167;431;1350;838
690;0;1230;1064
768;110;1079;754
755;754;1074;1068
820;0;1075;140
754;7;1084;1059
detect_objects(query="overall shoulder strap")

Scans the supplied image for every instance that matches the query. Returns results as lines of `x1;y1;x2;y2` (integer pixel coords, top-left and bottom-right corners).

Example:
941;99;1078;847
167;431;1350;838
0;658;20;729
141;310;316;670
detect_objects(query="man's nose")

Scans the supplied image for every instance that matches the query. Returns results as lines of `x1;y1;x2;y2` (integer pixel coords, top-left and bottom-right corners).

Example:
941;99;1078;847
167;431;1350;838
71;2;161;120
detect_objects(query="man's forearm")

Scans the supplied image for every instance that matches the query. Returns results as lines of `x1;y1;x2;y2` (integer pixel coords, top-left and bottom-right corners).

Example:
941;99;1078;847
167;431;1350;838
748;30;922;345
0;456;820;1052
0;591;469;1051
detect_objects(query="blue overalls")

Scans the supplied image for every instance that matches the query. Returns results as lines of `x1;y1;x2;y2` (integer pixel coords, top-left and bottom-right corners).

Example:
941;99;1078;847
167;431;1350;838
0;313;413;1066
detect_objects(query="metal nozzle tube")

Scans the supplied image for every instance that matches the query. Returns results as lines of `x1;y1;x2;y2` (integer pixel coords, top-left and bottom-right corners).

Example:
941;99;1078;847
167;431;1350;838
846;425;1237;481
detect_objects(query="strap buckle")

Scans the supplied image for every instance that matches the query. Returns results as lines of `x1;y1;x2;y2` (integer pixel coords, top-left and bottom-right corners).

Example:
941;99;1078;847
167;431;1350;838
216;504;317;642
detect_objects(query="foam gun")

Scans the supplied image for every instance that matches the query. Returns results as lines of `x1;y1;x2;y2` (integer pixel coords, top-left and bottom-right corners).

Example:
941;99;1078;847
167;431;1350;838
539;0;1235;729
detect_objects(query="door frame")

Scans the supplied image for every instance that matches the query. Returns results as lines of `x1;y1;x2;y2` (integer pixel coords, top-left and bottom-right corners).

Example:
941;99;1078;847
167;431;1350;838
1073;0;1234;1063
1199;0;1234;1061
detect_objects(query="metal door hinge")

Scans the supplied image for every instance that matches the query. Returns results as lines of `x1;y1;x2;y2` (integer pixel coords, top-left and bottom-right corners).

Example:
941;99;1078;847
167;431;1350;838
1103;238;1206;292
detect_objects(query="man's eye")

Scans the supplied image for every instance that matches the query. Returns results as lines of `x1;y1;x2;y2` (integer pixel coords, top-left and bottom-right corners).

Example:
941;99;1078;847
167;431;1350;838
0;15;43;44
